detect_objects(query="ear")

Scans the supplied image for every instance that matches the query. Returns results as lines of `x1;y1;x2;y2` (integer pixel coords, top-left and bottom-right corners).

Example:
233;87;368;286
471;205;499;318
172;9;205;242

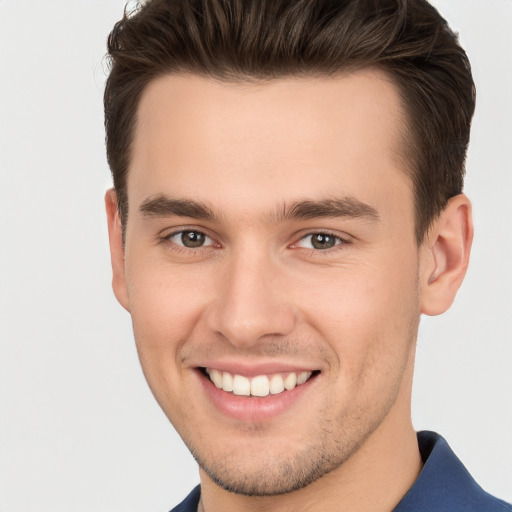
105;189;130;311
419;194;473;316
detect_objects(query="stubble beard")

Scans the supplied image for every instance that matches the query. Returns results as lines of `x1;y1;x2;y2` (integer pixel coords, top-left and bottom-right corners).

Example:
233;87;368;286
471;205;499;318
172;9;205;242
184;399;394;497
189;427;354;496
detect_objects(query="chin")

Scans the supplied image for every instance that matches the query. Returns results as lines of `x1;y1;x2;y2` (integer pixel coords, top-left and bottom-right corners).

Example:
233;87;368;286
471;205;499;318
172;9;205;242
187;433;360;497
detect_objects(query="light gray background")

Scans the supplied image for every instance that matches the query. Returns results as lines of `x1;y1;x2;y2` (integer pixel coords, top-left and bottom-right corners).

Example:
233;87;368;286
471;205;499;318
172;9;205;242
0;1;510;511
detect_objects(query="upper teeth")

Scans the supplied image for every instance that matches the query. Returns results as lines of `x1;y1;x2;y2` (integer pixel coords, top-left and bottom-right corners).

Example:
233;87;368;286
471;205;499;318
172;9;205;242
206;369;313;397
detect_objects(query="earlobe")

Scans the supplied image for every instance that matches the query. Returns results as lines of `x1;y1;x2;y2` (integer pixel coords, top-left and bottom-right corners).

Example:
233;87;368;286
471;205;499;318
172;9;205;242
419;194;473;316
105;189;131;312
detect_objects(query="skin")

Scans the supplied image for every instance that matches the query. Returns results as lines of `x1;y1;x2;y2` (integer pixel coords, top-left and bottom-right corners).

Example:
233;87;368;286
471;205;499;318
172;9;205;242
106;70;473;512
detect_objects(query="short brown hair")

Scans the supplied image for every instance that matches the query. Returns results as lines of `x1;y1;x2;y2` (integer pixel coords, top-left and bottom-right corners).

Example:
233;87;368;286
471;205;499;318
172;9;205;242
104;0;475;242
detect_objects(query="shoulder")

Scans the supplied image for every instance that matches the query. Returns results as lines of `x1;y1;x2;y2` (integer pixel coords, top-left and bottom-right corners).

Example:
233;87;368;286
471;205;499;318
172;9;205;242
394;431;511;512
169;485;201;512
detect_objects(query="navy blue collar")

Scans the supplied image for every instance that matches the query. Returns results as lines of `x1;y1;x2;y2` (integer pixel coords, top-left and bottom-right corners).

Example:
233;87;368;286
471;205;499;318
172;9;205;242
393;431;510;511
170;431;510;512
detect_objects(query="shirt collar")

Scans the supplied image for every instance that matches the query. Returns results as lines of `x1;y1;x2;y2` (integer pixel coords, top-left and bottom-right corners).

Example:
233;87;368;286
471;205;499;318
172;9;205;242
393;430;505;512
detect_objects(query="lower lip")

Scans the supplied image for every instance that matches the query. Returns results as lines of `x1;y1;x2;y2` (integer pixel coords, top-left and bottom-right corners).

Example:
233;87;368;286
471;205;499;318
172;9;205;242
198;370;317;423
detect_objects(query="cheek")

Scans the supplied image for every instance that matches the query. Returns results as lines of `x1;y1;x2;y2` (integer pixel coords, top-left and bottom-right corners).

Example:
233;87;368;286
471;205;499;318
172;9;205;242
125;261;214;424
126;258;212;369
297;261;419;427
295;252;420;373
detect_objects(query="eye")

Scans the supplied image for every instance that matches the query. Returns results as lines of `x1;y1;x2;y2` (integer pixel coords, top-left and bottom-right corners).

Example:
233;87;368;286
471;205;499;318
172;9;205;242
295;233;344;250
167;230;214;248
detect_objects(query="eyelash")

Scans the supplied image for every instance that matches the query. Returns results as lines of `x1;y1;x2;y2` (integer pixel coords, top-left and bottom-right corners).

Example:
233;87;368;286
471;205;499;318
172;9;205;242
158;229;350;254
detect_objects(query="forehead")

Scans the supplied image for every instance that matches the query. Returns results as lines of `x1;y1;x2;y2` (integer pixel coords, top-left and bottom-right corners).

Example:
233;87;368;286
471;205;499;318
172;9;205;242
129;70;413;225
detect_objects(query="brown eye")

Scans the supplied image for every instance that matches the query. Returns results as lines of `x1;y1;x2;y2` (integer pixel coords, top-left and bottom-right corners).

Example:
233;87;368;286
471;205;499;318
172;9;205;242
167;230;213;248
296;233;343;250
181;231;205;247
311;234;337;249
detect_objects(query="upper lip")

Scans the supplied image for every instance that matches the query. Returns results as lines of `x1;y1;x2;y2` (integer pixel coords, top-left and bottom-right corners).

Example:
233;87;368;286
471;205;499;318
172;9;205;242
194;360;319;377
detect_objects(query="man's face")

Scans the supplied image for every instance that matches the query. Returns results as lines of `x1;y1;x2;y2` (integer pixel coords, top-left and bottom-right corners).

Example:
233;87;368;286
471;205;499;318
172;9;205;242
113;71;426;495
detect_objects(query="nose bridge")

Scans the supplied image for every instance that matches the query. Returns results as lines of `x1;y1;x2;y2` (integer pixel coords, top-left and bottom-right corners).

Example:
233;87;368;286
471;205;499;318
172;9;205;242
207;244;296;347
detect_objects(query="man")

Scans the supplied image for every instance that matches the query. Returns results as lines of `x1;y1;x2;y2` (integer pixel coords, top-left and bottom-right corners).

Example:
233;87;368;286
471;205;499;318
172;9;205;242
103;0;511;511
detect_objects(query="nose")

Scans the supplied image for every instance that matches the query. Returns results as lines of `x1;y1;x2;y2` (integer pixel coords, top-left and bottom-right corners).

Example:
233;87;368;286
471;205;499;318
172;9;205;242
205;250;297;348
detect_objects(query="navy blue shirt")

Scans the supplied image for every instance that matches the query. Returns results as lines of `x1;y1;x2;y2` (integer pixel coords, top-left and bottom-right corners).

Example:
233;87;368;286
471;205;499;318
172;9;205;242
170;431;511;511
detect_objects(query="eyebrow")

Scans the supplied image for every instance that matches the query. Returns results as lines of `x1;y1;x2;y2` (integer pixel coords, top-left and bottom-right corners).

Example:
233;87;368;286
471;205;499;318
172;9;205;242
138;195;379;223
278;197;379;223
139;195;218;221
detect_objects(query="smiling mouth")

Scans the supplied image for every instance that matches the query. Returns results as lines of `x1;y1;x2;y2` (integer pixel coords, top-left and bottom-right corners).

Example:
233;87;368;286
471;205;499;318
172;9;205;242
202;368;318;397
